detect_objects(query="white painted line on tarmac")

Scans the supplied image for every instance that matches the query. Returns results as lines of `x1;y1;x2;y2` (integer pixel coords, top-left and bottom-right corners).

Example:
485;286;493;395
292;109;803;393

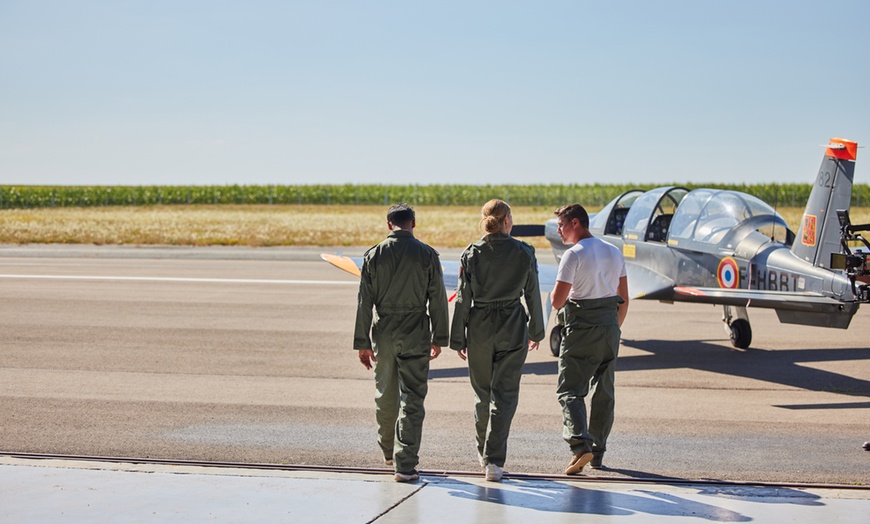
0;274;357;285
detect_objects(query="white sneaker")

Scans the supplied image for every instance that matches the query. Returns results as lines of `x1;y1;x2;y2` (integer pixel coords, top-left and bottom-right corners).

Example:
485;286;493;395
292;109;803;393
394;471;420;482
384;459;393;467
484;464;504;482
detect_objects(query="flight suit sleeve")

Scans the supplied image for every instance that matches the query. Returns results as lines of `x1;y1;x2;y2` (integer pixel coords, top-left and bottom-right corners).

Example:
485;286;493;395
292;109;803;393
353;255;375;350
449;250;472;351
524;247;546;343
427;249;450;347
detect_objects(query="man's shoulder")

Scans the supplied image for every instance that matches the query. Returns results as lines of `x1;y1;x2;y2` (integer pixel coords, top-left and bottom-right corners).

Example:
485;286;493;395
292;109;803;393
363;238;389;258
410;236;440;257
582;236;619;250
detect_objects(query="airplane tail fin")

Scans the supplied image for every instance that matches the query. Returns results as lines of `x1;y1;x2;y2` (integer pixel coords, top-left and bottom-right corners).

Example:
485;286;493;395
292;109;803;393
791;138;858;268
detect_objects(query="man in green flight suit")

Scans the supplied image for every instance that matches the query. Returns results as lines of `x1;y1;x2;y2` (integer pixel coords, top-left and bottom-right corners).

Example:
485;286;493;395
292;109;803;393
354;203;450;482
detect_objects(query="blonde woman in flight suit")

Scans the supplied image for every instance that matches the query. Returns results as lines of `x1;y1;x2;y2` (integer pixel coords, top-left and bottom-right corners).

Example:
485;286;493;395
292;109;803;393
450;199;545;482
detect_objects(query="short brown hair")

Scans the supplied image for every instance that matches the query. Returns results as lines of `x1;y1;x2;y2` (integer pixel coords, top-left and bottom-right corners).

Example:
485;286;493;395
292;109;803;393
387;203;415;227
554;204;589;228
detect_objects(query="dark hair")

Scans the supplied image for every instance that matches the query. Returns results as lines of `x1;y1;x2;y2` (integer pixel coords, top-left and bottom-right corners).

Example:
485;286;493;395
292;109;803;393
554;204;589;228
387;203;415;227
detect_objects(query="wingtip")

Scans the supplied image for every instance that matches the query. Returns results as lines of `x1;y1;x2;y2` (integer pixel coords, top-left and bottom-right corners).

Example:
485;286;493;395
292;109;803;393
321;253;362;278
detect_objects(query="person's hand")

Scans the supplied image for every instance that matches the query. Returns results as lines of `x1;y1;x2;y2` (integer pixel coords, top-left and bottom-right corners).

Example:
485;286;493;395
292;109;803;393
430;344;441;360
358;349;376;370
457;348;468;361
528;340;539;352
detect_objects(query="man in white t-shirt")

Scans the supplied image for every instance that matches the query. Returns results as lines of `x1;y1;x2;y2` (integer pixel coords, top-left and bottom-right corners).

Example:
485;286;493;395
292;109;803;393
550;204;629;475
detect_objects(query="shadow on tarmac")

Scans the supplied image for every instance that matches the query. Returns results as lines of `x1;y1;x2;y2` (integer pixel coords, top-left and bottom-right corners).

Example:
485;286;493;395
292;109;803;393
618;339;870;399
430;339;870;404
431;477;823;521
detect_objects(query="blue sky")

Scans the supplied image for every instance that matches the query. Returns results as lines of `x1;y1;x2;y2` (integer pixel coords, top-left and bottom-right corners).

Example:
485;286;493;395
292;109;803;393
1;1;868;187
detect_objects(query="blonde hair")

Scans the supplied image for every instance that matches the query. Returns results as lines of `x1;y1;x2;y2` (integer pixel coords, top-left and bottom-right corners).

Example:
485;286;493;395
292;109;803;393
480;199;511;234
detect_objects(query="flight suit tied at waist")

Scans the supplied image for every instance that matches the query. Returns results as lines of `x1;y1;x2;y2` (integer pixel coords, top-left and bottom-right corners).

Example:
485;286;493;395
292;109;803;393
376;305;427;315
559;296;623;327
472;298;521;310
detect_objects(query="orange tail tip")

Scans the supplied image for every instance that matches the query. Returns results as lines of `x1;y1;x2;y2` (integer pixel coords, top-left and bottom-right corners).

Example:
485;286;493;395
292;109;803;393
825;138;858;161
320;253;362;278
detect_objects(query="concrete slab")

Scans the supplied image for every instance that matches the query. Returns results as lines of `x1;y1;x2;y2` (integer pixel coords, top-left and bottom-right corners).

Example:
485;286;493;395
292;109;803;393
1;458;867;523
0;458;416;523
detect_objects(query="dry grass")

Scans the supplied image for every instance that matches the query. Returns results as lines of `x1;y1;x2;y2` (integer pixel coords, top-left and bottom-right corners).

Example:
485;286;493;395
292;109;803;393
1;205;868;249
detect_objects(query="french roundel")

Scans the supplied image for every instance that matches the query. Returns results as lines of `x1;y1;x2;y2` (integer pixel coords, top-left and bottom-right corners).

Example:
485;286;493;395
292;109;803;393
717;257;739;289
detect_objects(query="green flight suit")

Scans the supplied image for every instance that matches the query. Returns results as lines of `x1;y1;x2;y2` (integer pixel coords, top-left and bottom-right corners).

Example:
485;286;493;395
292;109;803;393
354;229;450;475
556;296;622;456
449;233;545;468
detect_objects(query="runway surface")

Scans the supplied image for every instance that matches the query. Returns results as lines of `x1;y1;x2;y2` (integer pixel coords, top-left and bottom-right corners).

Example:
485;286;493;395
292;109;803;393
1;244;868;486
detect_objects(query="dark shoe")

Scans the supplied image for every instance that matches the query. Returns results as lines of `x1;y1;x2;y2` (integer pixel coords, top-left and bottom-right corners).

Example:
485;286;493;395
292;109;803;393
394;470;420;482
565;451;594;475
863;441;870;451
590;452;604;469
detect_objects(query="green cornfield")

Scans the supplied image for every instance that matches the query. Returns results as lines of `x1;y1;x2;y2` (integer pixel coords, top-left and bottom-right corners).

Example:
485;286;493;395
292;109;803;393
2;183;869;209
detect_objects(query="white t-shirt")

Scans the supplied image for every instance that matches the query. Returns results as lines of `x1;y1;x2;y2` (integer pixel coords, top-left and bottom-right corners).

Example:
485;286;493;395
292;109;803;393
556;237;626;300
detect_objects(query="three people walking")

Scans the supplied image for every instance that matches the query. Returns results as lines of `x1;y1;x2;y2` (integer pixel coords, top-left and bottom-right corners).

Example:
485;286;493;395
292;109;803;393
354;201;628;482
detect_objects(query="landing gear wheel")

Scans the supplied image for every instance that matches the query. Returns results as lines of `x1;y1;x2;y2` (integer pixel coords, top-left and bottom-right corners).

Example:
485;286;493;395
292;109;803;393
729;318;752;349
549;325;563;357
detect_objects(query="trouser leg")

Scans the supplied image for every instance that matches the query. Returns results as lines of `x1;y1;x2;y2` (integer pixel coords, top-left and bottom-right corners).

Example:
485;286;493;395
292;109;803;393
588;329;619;451
467;307;528;468
373;344;398;461
483;345;527;467
466;344;493;460
557;324;610;454
393;351;430;474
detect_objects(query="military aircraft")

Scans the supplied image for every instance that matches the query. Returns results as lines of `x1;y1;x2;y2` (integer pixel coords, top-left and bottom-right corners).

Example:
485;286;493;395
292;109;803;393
323;137;869;354
529;137;869;353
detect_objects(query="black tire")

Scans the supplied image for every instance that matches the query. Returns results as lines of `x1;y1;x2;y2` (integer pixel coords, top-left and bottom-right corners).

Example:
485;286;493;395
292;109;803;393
729;318;752;349
549;325;563;357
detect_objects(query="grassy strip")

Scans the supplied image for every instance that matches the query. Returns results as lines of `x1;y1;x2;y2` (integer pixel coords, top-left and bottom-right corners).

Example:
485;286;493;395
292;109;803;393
0;205;551;249
2;205;868;250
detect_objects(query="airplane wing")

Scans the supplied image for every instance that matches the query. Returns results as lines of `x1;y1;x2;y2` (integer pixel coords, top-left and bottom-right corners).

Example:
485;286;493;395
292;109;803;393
673;286;847;312
320;254;462;290
625;263;676;300
321;253;558;319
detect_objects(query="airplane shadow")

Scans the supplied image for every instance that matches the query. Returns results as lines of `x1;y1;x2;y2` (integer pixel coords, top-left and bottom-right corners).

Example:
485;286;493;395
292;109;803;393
431;340;870;403
431;477;822;520
618;339;870;399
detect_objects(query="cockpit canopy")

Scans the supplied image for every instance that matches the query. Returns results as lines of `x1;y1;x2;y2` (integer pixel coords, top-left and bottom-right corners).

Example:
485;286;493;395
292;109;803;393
669;189;793;247
622;187;689;242
597;186;794;248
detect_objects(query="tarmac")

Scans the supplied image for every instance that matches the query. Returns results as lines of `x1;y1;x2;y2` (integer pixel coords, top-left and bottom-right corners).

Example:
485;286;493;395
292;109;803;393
2;456;868;523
